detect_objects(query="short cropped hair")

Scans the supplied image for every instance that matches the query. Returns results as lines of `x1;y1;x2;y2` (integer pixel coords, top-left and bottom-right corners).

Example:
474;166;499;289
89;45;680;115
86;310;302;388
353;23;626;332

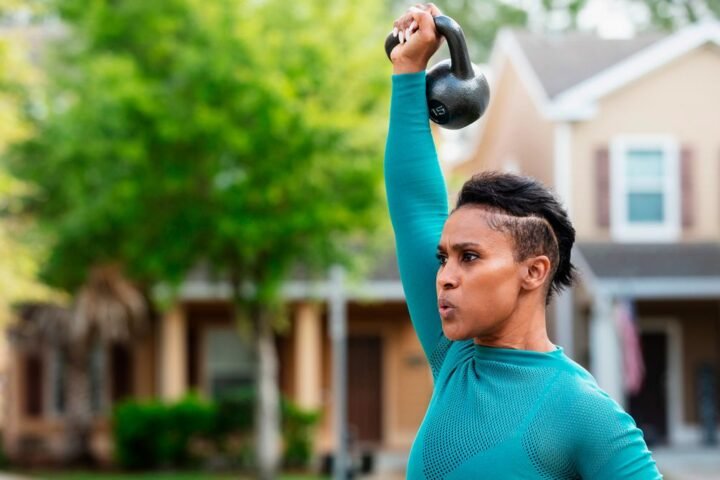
455;171;576;305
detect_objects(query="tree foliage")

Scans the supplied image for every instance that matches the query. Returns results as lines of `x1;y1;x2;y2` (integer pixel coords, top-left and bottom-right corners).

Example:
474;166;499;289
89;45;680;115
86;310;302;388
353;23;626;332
0;21;63;325
639;0;720;30
8;0;389;303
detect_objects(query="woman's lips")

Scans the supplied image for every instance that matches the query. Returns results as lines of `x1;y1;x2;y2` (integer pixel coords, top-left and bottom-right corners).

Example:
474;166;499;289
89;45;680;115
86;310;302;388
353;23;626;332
438;298;456;317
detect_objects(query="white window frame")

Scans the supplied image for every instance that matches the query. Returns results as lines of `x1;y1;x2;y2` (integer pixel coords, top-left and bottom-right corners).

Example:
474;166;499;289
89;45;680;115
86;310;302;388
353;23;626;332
610;135;680;242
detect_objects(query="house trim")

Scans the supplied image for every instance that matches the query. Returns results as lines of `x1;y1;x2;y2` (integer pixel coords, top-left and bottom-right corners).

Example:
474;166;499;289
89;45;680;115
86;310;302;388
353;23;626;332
492;29;550;111
597;277;720;299
179;279;407;302
553;122;573;215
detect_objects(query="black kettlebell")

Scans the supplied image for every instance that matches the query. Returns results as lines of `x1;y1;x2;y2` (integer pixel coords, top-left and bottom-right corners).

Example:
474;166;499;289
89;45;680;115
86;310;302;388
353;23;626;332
385;15;490;130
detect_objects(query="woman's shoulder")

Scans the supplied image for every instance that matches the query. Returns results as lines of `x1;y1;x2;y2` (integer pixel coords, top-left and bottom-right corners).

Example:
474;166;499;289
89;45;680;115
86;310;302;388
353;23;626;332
555;353;607;393
551;357;639;436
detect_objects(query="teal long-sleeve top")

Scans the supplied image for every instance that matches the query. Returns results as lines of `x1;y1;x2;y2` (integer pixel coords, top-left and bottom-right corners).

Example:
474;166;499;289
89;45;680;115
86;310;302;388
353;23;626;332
384;72;662;480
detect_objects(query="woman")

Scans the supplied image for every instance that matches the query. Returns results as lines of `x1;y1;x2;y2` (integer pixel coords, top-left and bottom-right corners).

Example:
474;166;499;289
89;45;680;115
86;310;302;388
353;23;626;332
385;4;662;479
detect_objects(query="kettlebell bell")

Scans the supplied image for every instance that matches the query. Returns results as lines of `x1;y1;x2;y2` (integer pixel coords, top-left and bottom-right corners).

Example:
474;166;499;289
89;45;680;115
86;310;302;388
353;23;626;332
385;15;490;130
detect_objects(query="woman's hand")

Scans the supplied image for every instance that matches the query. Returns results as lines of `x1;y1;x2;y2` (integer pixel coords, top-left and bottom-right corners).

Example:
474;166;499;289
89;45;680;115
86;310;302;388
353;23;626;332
390;3;444;74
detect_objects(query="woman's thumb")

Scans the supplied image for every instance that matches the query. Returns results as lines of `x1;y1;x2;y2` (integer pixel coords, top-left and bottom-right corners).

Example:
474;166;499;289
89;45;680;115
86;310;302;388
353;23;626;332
408;6;435;32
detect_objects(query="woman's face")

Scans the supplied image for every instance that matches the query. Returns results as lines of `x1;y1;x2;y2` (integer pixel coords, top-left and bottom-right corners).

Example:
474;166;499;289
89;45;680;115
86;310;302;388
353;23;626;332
436;206;525;341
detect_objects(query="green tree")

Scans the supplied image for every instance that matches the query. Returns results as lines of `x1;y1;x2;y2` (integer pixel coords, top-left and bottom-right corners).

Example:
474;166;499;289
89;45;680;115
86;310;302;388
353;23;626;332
7;0;388;476
639;0;720;29
541;0;719;31
0;15;63;325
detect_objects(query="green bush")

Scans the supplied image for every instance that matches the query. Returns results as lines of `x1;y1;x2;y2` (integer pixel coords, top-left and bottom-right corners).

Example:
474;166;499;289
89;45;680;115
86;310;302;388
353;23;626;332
112;391;321;471
113;394;216;469
215;387;255;436
214;388;256;468
282;398;321;469
113;400;165;469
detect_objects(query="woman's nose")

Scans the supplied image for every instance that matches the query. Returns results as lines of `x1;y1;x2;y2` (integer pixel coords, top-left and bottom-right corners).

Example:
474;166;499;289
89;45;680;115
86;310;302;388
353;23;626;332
437;263;459;289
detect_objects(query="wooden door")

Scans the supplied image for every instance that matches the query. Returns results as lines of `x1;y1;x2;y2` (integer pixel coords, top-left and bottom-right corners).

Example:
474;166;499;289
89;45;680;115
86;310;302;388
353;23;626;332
348;336;382;444
629;332;668;445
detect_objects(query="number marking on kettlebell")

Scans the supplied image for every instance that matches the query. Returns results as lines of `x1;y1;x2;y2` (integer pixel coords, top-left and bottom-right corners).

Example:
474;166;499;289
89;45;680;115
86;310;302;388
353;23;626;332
429;100;449;124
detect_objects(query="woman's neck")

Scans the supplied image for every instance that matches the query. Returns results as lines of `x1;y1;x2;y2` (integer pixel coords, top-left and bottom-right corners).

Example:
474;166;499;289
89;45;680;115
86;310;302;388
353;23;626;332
473;298;554;352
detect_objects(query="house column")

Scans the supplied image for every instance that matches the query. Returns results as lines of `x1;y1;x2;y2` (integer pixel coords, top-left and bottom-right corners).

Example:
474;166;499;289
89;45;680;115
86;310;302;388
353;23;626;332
293;302;322;409
553;122;573;216
555;288;574;358
159;306;187;400
590;293;625;407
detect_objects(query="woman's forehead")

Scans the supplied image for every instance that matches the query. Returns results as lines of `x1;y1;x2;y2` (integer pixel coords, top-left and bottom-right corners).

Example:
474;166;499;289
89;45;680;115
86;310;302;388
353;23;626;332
440;208;513;248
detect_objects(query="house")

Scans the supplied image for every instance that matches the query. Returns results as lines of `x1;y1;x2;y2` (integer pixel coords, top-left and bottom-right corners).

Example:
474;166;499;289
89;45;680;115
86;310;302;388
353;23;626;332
455;20;720;446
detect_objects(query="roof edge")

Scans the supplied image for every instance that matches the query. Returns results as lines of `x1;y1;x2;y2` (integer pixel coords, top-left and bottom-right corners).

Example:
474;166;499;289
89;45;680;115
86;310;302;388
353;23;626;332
550;20;720;116
492;28;551;114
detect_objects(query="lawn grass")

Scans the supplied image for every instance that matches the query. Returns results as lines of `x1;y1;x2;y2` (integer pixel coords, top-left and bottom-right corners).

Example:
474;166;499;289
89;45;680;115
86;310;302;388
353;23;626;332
14;471;328;480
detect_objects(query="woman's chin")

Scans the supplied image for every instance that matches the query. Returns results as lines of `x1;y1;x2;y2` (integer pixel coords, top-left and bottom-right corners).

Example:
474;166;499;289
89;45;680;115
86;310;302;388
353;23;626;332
441;323;472;341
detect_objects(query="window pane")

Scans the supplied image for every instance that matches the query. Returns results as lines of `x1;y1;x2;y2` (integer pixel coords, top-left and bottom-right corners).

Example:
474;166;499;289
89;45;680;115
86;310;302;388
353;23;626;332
628;192;664;222
53;348;66;414
206;328;255;400
626;149;664;180
89;341;105;413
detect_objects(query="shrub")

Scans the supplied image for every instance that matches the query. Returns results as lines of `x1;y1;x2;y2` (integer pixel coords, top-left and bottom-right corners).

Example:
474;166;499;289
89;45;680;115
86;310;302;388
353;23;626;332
113;393;216;469
282;397;321;469
112;391;321;471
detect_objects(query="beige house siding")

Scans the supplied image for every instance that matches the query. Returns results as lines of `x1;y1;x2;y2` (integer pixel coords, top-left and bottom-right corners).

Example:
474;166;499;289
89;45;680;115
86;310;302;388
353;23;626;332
458;58;554;187
571;45;720;241
317;302;432;452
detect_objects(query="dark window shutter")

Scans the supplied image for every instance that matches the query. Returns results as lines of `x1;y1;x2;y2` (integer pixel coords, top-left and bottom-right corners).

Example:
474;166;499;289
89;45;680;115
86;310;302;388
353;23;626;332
595;147;610;228
111;343;133;404
680;146;693;228
24;353;44;417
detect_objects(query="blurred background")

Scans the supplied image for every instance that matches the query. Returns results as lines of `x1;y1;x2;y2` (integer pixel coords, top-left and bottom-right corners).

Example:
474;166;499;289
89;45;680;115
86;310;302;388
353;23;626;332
0;0;719;479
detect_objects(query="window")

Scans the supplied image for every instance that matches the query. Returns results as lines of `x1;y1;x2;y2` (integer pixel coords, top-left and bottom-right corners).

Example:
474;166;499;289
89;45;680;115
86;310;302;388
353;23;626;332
610;136;680;242
205;327;255;399
50;347;66;416
89;340;106;414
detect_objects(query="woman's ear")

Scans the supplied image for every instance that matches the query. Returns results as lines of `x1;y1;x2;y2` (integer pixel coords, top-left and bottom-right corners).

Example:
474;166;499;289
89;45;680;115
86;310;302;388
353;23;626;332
521;255;552;292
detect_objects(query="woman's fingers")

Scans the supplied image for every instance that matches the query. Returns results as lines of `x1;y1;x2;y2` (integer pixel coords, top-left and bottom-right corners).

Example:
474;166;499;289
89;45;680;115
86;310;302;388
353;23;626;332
392;4;439;44
393;13;417;42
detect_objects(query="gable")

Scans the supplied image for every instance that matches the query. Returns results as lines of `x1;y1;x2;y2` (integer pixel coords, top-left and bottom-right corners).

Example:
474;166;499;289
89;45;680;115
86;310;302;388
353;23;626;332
494;21;720;121
512;30;664;99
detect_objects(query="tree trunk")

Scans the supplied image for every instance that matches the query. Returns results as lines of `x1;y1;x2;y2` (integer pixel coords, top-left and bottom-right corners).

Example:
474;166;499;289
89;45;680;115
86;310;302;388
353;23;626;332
254;307;281;480
65;338;94;465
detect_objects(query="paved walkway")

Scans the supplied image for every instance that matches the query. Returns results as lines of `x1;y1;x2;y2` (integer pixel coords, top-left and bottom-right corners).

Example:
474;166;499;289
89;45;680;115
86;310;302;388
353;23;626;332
653;446;720;480
2;446;718;480
359;446;720;480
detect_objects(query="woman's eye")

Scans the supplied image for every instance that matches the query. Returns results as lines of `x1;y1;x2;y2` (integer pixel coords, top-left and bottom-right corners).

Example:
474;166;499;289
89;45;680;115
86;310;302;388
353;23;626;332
462;252;479;262
436;253;447;265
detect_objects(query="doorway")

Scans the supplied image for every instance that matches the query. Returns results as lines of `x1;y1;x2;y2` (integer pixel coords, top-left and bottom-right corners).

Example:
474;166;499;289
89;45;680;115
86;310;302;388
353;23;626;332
629;331;668;445
347;336;383;445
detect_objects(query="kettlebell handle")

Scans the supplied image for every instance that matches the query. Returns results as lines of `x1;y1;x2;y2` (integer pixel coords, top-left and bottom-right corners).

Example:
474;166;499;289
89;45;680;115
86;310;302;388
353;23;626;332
384;15;474;80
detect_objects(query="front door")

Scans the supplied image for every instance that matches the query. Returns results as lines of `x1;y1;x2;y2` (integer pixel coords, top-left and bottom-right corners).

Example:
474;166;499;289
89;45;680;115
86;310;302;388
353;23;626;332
348;336;382;445
629;331;668;445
